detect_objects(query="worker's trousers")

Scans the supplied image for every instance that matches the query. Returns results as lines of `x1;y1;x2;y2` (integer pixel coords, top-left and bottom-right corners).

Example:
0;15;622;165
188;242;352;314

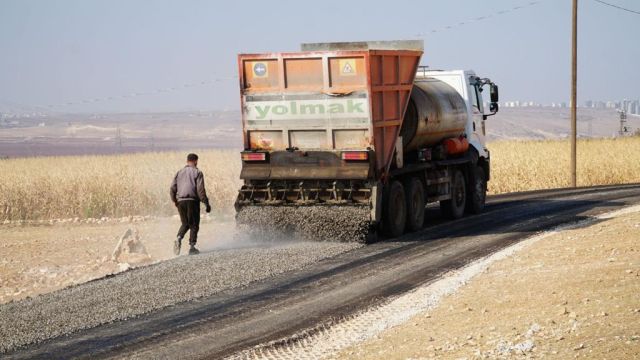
177;200;200;245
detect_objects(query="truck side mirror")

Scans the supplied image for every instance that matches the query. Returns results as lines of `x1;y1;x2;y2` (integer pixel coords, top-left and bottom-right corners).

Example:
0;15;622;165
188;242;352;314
484;102;499;120
490;84;499;103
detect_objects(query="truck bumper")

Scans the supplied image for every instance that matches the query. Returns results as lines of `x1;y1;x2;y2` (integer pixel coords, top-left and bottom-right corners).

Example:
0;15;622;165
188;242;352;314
240;150;374;181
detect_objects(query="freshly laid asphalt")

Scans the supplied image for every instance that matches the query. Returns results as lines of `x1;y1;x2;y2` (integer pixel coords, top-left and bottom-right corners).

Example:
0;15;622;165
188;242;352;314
0;241;361;354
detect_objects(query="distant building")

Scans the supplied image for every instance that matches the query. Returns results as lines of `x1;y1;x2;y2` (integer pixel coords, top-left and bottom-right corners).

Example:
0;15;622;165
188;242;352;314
504;98;638;112
627;101;638;114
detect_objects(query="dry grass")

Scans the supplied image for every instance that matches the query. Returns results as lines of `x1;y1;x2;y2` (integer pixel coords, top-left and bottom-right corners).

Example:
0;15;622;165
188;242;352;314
1;138;639;221
488;137;640;194
0;150;241;221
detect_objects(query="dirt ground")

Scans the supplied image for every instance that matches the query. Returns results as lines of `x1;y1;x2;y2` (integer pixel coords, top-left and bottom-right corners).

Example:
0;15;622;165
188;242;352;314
335;211;640;359
0;215;237;304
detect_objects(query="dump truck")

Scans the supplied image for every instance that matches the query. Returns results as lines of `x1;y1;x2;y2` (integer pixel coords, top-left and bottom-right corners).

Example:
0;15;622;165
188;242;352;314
235;40;499;242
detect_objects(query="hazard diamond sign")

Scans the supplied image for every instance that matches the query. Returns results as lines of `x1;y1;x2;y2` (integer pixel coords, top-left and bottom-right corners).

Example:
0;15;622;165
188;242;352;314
339;59;357;76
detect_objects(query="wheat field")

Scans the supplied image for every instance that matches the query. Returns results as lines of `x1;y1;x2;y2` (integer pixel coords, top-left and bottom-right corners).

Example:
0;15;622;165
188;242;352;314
1;150;242;221
1;137;639;221
488;137;640;194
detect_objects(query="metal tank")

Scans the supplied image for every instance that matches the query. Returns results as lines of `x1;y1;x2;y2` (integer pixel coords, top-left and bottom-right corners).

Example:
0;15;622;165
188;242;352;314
400;78;468;151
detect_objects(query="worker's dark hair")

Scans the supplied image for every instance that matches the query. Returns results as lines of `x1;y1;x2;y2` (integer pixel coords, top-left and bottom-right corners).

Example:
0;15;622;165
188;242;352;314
187;153;199;162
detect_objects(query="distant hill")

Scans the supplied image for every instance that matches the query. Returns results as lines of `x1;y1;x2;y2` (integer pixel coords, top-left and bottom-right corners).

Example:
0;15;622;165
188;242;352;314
488;107;638;140
0;111;242;157
1;108;638;158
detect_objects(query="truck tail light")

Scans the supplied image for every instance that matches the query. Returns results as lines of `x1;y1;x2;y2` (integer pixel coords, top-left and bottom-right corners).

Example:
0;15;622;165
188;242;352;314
241;152;267;161
341;151;368;161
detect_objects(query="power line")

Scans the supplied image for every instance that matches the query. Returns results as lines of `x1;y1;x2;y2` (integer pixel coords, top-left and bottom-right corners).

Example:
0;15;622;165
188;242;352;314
38;1;544;112
413;1;543;37
592;0;640;15
45;76;237;110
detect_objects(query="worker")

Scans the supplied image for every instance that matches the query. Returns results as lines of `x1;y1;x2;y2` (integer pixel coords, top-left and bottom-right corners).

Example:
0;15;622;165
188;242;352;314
170;153;211;255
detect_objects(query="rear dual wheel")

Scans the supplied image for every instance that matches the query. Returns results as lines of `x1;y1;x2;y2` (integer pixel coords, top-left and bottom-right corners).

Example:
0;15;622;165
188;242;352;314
383;181;406;238
383;167;482;237
383;177;425;238
405;177;425;232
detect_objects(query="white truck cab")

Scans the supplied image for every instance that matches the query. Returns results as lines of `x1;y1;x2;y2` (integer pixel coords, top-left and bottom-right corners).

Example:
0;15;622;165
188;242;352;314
417;68;499;160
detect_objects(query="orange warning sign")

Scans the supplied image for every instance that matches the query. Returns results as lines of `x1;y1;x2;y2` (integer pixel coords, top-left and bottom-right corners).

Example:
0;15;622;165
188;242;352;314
339;59;357;76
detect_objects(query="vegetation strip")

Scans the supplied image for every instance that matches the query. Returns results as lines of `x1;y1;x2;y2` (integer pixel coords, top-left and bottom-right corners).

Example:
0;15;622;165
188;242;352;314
1;138;639;221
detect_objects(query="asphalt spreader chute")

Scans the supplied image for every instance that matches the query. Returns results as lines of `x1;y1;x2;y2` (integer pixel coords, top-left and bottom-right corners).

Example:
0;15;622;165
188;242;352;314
235;175;380;242
235;204;374;243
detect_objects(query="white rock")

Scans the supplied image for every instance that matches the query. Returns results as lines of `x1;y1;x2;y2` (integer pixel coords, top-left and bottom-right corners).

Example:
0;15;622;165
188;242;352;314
526;323;542;338
512;339;535;353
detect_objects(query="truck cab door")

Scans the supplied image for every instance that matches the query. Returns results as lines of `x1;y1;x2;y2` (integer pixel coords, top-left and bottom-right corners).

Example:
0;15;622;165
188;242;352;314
468;81;487;155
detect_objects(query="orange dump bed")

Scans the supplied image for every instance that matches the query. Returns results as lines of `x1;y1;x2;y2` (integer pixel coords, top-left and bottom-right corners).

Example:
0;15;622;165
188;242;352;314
238;41;422;177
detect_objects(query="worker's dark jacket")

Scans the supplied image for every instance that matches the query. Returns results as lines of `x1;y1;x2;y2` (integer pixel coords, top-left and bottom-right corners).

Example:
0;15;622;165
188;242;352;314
170;165;209;204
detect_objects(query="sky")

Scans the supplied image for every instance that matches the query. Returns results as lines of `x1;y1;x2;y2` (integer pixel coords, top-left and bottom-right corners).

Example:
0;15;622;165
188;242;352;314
0;0;639;113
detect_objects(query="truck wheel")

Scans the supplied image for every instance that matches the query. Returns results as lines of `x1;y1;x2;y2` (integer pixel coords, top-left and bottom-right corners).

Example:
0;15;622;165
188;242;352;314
405;177;425;232
383;180;406;237
440;169;466;219
466;166;486;214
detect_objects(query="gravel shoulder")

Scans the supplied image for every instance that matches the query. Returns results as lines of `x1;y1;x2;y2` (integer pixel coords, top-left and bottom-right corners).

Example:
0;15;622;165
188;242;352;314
0;233;361;354
334;209;640;359
0;216;223;304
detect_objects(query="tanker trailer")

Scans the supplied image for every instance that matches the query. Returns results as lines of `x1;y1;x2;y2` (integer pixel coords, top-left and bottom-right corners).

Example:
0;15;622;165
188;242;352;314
235;40;499;242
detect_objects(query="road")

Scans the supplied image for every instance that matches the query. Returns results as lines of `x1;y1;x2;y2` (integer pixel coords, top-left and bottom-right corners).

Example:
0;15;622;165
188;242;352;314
6;184;640;359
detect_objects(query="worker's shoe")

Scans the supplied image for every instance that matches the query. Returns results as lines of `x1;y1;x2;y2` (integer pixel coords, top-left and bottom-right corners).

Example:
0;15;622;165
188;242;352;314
188;245;200;255
173;237;182;255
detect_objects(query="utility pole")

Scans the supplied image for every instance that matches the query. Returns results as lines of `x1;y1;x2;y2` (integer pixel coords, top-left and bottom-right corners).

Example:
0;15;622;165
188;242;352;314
570;0;578;188
116;126;122;152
